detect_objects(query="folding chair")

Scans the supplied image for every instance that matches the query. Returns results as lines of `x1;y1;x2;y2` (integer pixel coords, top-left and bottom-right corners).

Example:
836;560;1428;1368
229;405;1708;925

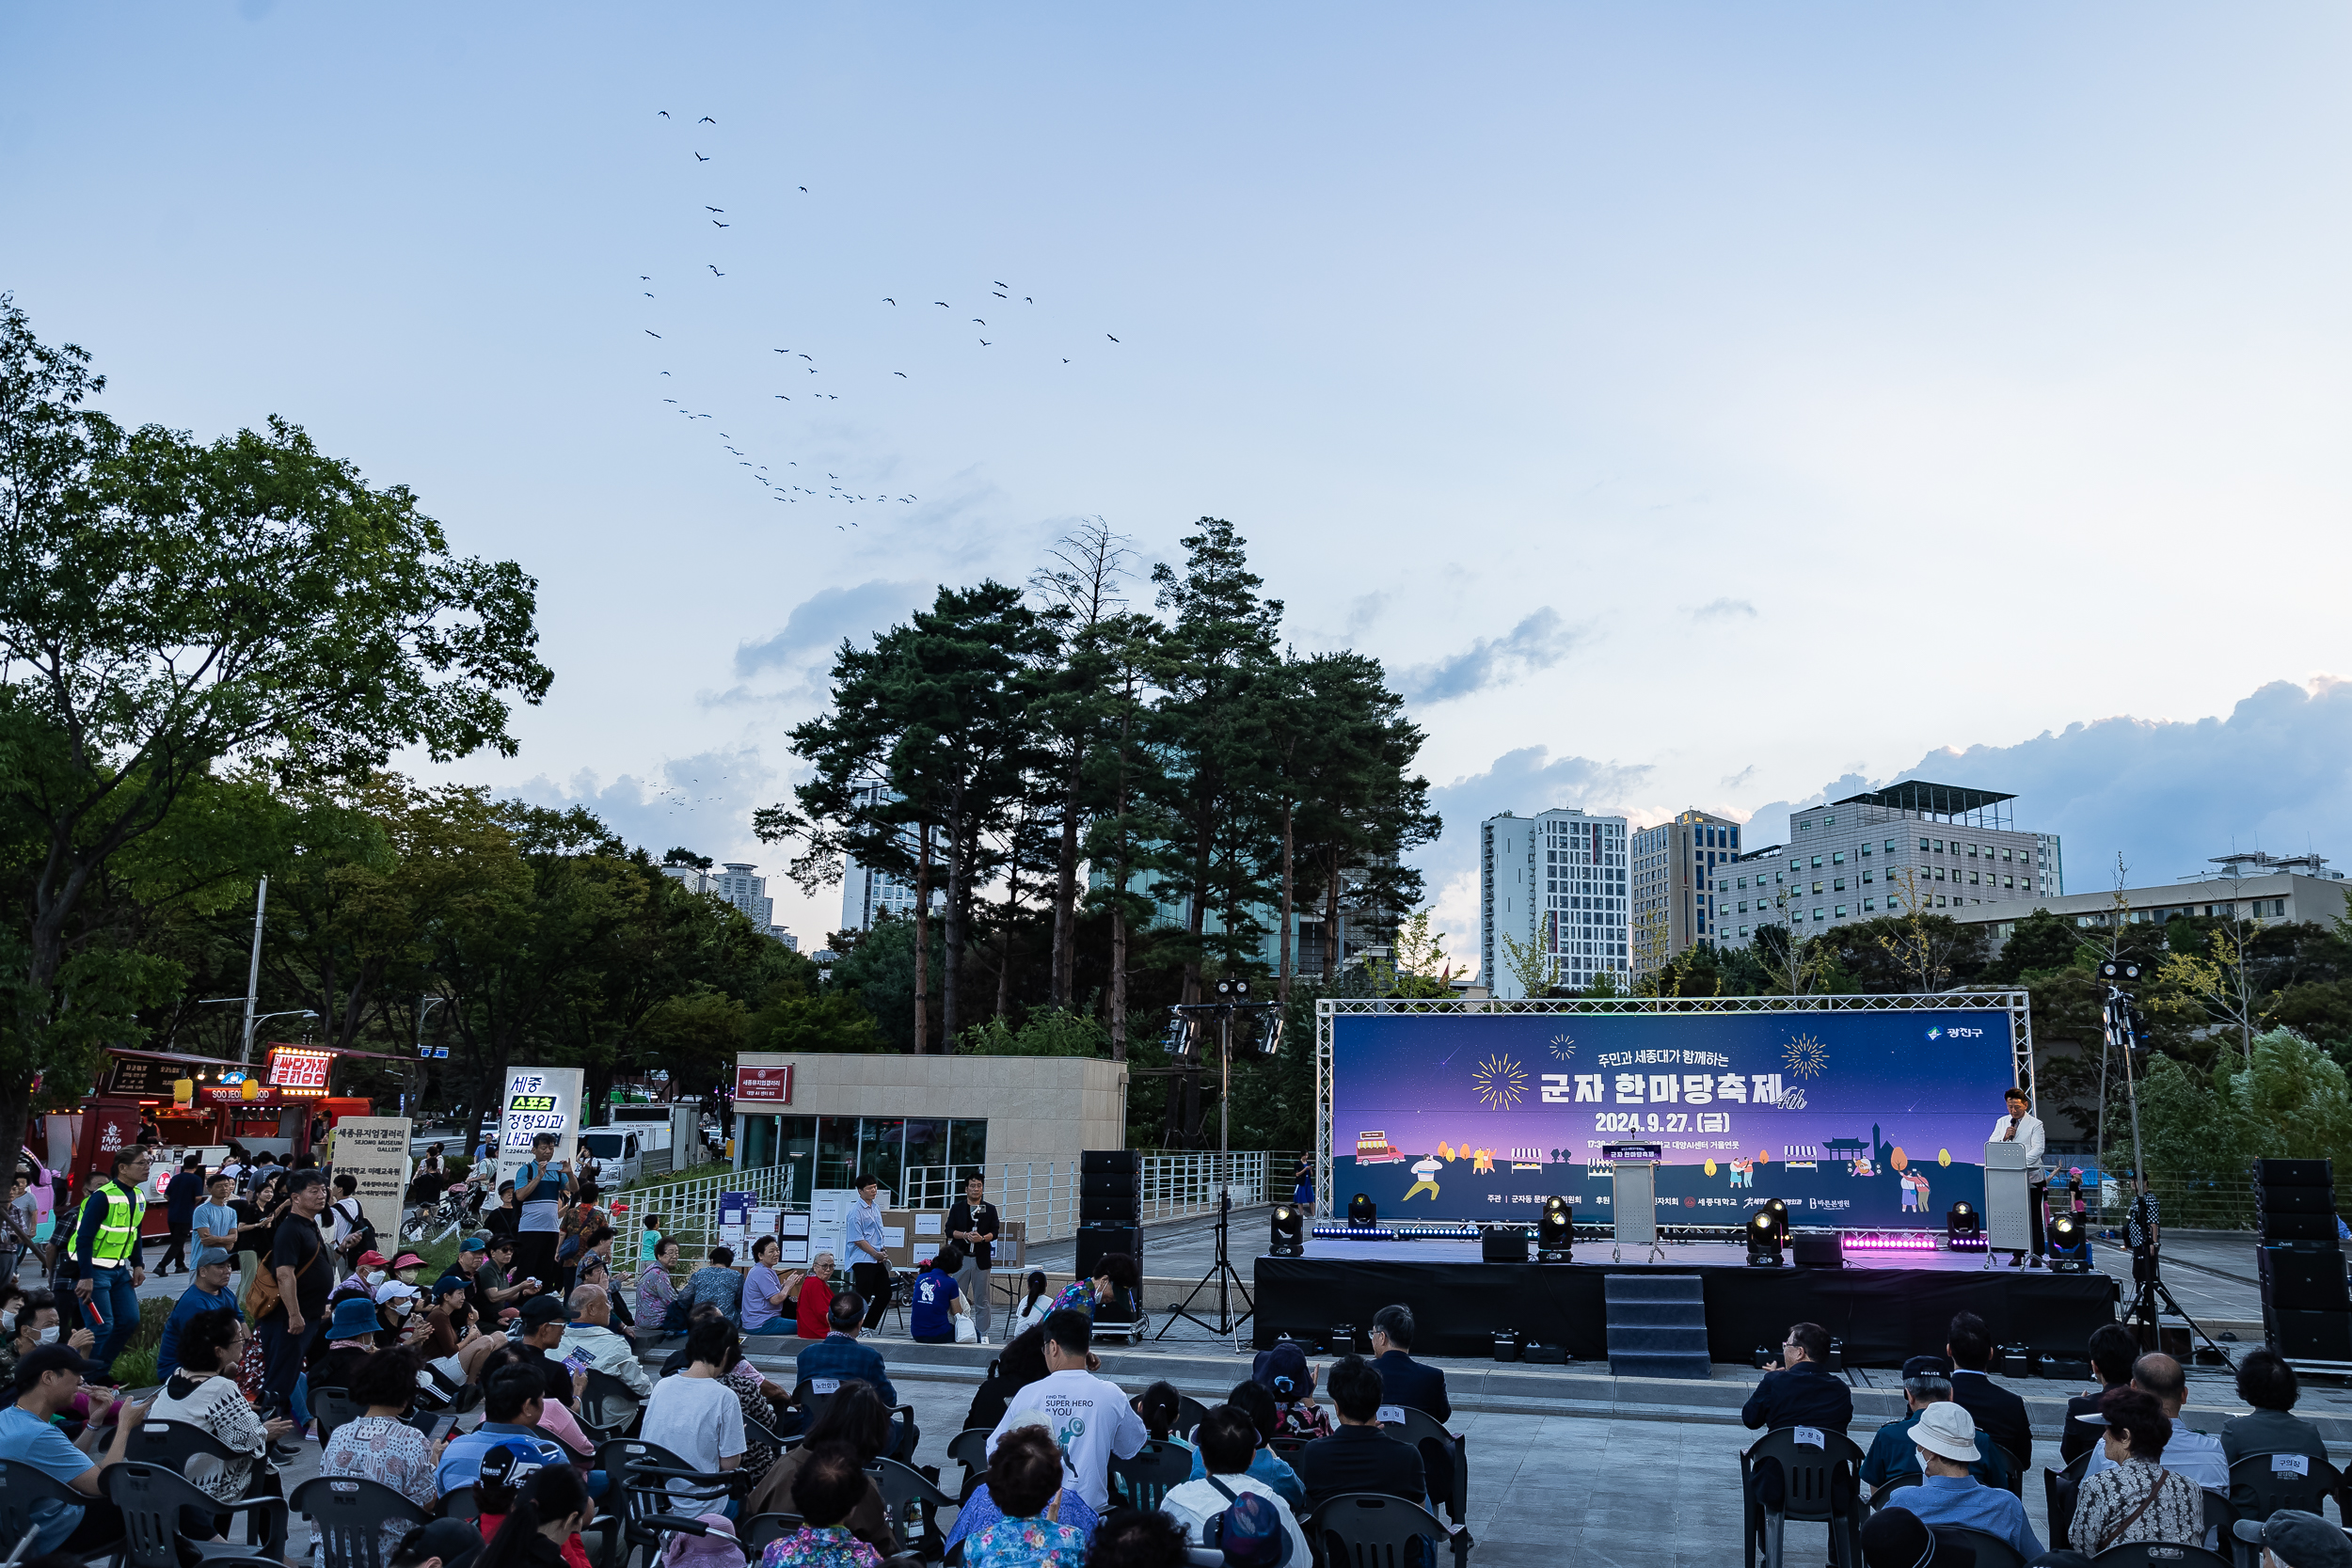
1934;1526;2026;1568
438;1486;480;1523
580;1368;642;1440
105;1462;290;1568
1306;1492;1471;1568
291;1475;431;1568
123;1418;275;1542
1106;1439;1196;1512
1740;1426;1865;1568
1380;1405;1468;1531
610;1439;757;1568
1993;1443;2026;1499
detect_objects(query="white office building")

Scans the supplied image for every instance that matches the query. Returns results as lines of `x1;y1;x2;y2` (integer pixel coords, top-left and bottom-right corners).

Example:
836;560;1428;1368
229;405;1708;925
1630;809;1745;968
839;783;928;933
1481;809;1630;998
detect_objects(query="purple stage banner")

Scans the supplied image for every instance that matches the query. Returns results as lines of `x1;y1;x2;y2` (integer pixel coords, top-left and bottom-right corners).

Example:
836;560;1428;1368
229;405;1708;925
1330;1007;2017;1229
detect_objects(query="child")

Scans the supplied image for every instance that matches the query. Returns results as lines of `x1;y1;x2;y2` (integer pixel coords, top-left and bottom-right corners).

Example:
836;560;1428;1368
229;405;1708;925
964;1427;1089;1568
1008;1271;1055;1338
759;1443;882;1568
475;1439;592;1568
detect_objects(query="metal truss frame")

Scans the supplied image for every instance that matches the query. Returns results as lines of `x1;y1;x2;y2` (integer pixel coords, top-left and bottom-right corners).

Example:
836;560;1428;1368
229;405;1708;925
1312;991;2034;1223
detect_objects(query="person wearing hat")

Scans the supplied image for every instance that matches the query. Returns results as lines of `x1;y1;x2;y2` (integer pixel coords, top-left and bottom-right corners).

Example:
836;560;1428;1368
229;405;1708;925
1161;1406;1308;1568
469;1233;541;1325
1895;1402;2042;1561
387;1251;432;1291
1252;1341;1333;1439
2235;1509;2352;1568
512;1292;588;1412
331;1249;391;1309
154;1245;243;1381
0;1341;148;1552
436;1366;569;1497
1861;1357;2008;1497
310;1291;389;1401
1859;1507;1968;1568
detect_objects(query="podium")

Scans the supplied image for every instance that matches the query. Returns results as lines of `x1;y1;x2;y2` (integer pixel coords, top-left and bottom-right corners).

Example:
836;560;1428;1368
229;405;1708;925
1982;1140;2032;1255
1606;1142;1663;1262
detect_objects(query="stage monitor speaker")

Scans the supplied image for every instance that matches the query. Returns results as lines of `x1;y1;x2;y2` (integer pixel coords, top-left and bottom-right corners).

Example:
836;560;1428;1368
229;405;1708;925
1482;1227;1529;1263
2255;1183;2337;1215
2270;1309;2352;1362
1081;1150;1140;1176
1079;1171;1138;1204
1075;1226;1143;1279
2259;1212;2341;1244
2261;1248;2352;1312
1792;1232;1845;1269
2254;1159;2334;1187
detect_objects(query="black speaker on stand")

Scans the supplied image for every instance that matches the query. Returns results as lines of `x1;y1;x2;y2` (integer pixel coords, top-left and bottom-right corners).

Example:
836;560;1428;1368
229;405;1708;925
2255;1158;2351;1370
1077;1149;1144;1280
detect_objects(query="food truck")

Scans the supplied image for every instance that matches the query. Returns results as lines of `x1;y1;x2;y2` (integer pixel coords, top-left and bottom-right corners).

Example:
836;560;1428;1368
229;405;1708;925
40;1043;398;1236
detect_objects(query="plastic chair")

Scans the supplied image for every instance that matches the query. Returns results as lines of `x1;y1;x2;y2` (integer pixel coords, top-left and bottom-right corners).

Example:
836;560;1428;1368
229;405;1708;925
123;1416;269;1534
0;1458;109;1558
2046;1466;2081;1549
1993;1443;2026;1499
310;1386;363;1447
1740;1427;1865;1568
1107;1440;1197;1512
580;1368;643;1438
1174;1396;1213;1438
2227;1451;2338;1524
1306;1491;1471;1568
866;1457;955;1557
438;1486;480;1523
609;1437;757;1568
947;1428;992;1503
1936;1526;2026;1568
104;1462;290;1565
1270;1435;1309;1460
291;1475;431;1568
1381;1405;1468;1528
743;1513;803;1553
1868;1471;1921;1512
2086;1544;2231;1565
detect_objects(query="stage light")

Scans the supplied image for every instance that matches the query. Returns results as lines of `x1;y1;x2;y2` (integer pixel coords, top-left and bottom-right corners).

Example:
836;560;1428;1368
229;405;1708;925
2099;958;2142;984
1537;1196;1573;1260
2048;1212;2090;1273
1347;1194;1377;1228
1269;1203;1304;1257
1947;1201;1984;1251
1745;1207;1784;1267
1762;1196;1789;1244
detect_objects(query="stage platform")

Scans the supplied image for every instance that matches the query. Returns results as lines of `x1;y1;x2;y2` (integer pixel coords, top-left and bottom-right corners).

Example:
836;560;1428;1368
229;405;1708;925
1250;1236;2122;1368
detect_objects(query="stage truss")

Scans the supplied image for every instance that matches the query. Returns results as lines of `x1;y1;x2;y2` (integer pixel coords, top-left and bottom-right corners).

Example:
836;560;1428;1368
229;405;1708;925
1311;991;2035;1231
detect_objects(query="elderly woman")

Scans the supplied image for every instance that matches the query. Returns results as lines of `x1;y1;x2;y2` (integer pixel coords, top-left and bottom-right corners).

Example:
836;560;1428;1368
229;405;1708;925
639;1235;684;1337
2070;1387;2205;1554
684;1244;743;1327
150;1307;294;1504
740;1236;791;1336
793;1251;836;1339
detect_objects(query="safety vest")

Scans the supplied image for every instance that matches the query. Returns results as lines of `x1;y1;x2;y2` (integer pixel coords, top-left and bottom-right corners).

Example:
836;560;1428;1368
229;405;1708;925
89;1180;145;1265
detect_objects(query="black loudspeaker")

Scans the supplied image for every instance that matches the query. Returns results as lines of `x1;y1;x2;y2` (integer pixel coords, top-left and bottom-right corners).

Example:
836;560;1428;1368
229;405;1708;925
1079;1171;1138;1204
2272;1310;2352;1361
2254;1159;2334;1186
2261;1212;2340;1243
1792;1233;1846;1269
2256;1184;2336;1215
2261;1247;2352;1312
1075;1226;1143;1279
1081;1150;1139;1175
1481;1227;1529;1263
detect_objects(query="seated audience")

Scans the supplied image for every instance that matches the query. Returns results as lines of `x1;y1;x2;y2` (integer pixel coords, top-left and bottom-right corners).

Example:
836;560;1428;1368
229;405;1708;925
2079;1353;2227;1493
1133;1381;1189;1448
2065;1387;2206;1556
148;1307;286;1503
739;1237;792;1337
1947;1310;2030;1472
558;1283;652;1426
1366;1306;1449;1421
1080;1510;1189;1568
310;1292;385;1394
437;1366;570;1495
1887;1402;2041;1561
964;1323;1049;1433
792;1252;837;1340
747;1380;897;1555
908;1243;967;1345
0;1343;144;1554
2220;1347;2328;1475
1742;1320;1851;1512
1293;1354;1423;1513
1857;1508;1940;1568
756;1442;882;1568
797;1291;915;1462
1253;1341;1332;1439
639;1313;747;1505
476;1436;591;1568
1861;1357;2008;1494
1007;1270;1055;1339
987;1309;1147;1515
967;1425;1090;1568
321;1347;441;1558
1159;1405;1310;1565
2229;1509;2352;1568
2060;1323;2139;1465
640;1235;684;1338
1187;1381;1306;1512
473;1459;596;1568
948;1414;1102;1557
686;1246;744;1327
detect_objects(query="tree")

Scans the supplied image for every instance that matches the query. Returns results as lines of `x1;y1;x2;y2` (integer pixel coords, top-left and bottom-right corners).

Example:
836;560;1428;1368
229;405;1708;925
1073;612;1168;1060
0;298;549;1184
2156;923;2265;1067
1873;873;1978;991
1496;927;1551;1000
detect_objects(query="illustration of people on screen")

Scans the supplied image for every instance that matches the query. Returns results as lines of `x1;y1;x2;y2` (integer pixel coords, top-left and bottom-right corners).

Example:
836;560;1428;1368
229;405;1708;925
1901;1168;1930;1212
1402;1153;1442;1202
1728;1158;1753;1189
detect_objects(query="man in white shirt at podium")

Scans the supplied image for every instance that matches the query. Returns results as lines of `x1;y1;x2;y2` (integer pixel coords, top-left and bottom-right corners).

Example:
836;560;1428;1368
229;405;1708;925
1991;1086;2046;1267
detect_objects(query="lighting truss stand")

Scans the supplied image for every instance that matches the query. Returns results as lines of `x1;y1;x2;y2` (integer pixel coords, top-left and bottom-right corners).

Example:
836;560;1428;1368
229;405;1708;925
2105;983;2235;1371
1159;1185;1254;1343
1154;989;1277;1344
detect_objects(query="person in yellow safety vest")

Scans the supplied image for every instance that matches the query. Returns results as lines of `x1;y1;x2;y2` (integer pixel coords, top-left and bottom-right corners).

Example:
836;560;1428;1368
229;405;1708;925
71;1148;150;1378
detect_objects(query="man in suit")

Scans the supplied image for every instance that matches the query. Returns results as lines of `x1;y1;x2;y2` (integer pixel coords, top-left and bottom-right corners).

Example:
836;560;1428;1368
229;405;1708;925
2061;1323;2140;1465
1741;1321;1853;1510
1947;1311;2030;1473
794;1290;916;1461
1294;1354;1425;1512
1367;1305;1450;1420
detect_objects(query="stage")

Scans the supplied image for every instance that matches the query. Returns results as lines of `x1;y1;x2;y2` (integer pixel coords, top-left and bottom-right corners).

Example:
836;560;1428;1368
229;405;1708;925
1249;1236;2122;1368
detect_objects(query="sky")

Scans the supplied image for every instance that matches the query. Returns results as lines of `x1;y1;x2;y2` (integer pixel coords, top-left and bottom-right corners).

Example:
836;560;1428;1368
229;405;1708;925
6;5;2351;972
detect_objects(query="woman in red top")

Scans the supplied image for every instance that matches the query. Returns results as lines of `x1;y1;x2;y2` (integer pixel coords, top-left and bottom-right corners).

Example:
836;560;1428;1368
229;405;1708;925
475;1441;592;1568
793;1251;836;1338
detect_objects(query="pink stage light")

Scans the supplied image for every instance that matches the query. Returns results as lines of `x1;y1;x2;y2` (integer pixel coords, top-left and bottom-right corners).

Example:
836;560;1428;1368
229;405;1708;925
1839;1230;1940;1251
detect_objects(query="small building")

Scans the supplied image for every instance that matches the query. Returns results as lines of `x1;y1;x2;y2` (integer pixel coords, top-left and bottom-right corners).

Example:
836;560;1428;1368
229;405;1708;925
1959;857;2350;948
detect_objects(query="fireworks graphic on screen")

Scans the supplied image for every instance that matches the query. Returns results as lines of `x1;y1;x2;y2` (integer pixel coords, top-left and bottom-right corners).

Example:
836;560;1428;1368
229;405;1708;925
1549;1032;1576;1061
1473;1053;1529;1110
1784;1033;1829;1078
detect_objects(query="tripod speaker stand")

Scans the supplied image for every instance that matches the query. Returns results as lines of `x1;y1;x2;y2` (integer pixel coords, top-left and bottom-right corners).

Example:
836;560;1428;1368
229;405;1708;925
1159;1185;1253;1341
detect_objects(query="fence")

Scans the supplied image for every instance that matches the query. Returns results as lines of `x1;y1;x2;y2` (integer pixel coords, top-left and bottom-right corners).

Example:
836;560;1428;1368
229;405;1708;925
894;1149;1305;1243
602;1164;797;1266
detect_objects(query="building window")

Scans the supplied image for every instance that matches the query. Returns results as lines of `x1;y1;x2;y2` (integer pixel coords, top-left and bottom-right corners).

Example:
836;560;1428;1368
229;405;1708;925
1835;905;1847;918
1860;842;1873;857
1919;838;1931;851
1834;879;1846;892
1862;870;1873;884
1864;898;1876;911
1833;851;1845;865
1885;839;1898;853
1812;908;1825;921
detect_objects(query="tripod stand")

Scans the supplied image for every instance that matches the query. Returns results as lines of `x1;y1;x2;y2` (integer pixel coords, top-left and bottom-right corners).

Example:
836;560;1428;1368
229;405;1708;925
1159;1185;1254;1342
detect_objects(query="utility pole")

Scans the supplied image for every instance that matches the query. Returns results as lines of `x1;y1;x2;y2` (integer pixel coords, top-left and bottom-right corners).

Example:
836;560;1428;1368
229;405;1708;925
238;877;269;1065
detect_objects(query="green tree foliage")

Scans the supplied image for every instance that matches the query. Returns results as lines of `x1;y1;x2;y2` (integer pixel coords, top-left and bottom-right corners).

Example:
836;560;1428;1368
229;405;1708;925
2132;1028;2352;1224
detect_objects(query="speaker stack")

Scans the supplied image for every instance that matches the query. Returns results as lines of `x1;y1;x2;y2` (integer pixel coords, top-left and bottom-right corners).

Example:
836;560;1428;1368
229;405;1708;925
1075;1149;1144;1279
2254;1158;2352;1367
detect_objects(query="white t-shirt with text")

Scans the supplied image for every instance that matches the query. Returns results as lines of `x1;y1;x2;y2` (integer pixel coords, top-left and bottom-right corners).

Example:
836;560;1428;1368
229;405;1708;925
986;1368;1148;1513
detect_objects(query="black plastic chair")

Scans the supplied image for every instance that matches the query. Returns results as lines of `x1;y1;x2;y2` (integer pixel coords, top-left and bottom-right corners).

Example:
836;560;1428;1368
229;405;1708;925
106;1462;289;1565
1993;1443;2026;1499
1936;1526;2026;1568
743;1513;803;1553
1307;1492;1470;1568
610;1439;757;1568
1380;1405;1468;1529
438;1485;480;1522
123;1416;270;1537
947;1428;992;1504
1740;1427;1865;1568
1174;1395;1213;1438
310;1386;363;1447
866;1457;955;1557
580;1368;643;1439
291;1474;433;1568
1270;1435;1309;1460
1867;1470;1921;1513
2086;1544;2231;1565
0;1458;109;1559
2227;1451;2337;1524
1107;1440;1197;1512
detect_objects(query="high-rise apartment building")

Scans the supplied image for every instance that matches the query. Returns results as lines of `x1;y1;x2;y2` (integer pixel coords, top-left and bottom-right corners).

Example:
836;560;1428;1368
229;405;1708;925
664;860;796;947
1480;809;1630;998
838;783;928;933
1714;781;2061;949
1629;810;1744;970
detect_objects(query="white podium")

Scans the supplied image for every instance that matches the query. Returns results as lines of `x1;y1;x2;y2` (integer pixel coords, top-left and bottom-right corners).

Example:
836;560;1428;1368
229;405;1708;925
1982;1139;2033;1255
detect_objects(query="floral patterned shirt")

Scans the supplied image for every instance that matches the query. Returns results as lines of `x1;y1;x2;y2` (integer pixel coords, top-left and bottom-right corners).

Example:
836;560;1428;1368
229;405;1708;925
964;1516;1090;1568
2069;1460;2204;1553
757;1526;881;1568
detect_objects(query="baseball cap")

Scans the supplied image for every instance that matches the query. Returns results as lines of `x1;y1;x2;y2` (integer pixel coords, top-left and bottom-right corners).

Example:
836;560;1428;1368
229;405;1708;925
1910;1402;1980;1464
477;1437;548;1491
460;1235;491;1254
517;1293;576;1324
1202;1491;1293;1568
432;1273;473;1298
194;1246;233;1268
2234;1510;2352;1568
355;1250;389;1269
16;1342;106;1384
1900;1354;1953;1380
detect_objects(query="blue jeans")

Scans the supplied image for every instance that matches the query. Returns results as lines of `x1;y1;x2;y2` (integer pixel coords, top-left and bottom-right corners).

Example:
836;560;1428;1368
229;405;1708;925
79;1266;140;1371
742;1315;787;1337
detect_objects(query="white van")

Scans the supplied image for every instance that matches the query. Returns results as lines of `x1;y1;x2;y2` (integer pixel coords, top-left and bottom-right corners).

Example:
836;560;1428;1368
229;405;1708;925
579;1126;648;1189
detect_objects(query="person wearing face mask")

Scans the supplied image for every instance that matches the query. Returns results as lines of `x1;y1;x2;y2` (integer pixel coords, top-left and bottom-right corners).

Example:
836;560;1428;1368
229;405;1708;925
0;1291;95;1385
387;1251;432;1293
331;1250;390;1308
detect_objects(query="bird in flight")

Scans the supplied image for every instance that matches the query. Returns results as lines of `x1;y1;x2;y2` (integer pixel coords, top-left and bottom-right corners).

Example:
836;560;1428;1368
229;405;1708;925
644;292;653;297
699;116;716;124
993;292;1007;299
994;280;1008;288
712;220;729;227
706;206;723;213
640;275;650;280
710;264;724;275
978;339;992;346
662;398;676;404
883;297;896;306
934;301;948;308
644;330;661;338
799;185;808;192
799;353;813;361
1107;334;1120;342
695;151;709;162
1025;296;1033;303
972;318;985;325
774;347;789;353
658;110;670;119
775;394;789;400
894;371;907;377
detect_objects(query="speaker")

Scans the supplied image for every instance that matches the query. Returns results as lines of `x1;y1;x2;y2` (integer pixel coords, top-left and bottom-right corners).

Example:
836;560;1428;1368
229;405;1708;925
2260;1212;2341;1243
2261;1248;2352;1312
1481;1227;1529;1263
2255;1184;2336;1215
1075;1226;1142;1279
2254;1159;2334;1187
1081;1149;1140;1175
1792;1232;1846;1269
2271;1309;2352;1361
1080;1171;1138;1204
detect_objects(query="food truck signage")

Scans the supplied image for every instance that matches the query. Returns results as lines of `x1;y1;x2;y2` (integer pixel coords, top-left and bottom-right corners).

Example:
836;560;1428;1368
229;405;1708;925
265;1047;334;1096
103;1057;176;1100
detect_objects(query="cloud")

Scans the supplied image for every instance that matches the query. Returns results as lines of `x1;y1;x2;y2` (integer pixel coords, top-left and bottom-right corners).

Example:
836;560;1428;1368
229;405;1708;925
1392;608;1592;705
734;579;929;678
1691;597;1756;621
1722;764;1758;789
513;746;781;864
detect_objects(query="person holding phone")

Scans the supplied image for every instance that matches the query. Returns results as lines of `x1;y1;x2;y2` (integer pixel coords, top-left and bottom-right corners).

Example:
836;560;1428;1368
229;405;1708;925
512;1135;569;1298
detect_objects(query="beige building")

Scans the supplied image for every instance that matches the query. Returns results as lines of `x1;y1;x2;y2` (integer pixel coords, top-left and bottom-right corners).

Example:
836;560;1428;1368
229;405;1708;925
1631;808;1745;969
728;1050;1128;1210
1957;860;2350;946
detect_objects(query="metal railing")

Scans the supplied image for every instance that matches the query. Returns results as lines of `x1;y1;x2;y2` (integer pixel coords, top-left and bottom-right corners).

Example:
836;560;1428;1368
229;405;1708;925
895;1150;1304;1243
604;1164;798;1272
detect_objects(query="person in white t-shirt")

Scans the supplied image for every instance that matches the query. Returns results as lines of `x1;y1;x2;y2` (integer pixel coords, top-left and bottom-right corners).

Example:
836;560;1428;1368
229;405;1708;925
639;1315;747;1507
985;1307;1147;1513
1160;1405;1310;1566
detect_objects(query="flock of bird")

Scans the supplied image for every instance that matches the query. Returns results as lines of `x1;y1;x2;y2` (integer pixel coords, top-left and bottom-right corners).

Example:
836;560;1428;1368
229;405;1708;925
635;109;1125;530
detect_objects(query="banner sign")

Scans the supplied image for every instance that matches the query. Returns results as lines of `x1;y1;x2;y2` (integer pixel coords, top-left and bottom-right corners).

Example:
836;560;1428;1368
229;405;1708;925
329;1117;414;1248
734;1066;793;1103
496;1067;584;1198
1331;1008;2016;1228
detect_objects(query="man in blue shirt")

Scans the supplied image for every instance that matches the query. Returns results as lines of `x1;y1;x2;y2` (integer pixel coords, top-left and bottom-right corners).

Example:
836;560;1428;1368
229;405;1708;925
155;1247;242;1380
436;1364;567;1496
1860;1356;2009;1495
0;1342;148;1552
1897;1402;2042;1560
2080;1352;2230;1493
795;1290;915;1460
846;1174;891;1330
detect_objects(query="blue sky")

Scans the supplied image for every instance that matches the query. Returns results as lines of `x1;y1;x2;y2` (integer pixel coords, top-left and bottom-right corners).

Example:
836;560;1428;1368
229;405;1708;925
7;5;2350;964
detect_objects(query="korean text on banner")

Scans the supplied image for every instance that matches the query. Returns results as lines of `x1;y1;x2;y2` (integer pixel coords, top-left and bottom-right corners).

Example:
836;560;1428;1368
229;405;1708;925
331;1117;414;1246
496;1067;584;1198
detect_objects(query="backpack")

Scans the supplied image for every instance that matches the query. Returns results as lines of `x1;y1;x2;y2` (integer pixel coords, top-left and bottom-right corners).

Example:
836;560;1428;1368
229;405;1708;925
334;1198;376;1259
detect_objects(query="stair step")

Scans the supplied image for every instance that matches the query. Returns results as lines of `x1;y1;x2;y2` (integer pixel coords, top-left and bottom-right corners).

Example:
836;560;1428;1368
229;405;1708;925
1605;1324;1710;1355
1608;1352;1714;1380
1602;1273;1705;1303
